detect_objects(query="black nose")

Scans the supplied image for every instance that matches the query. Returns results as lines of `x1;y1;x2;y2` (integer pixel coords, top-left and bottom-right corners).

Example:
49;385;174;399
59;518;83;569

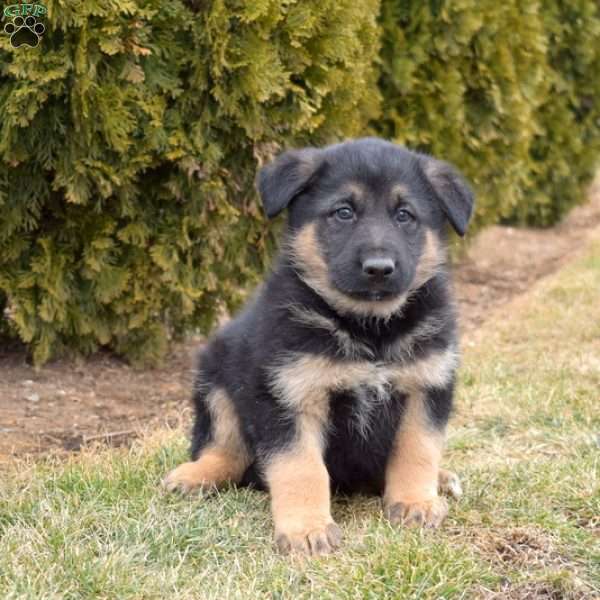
362;257;395;279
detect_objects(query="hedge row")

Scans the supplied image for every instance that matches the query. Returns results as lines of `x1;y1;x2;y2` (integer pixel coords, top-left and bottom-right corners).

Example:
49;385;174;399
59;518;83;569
1;0;599;364
377;0;600;227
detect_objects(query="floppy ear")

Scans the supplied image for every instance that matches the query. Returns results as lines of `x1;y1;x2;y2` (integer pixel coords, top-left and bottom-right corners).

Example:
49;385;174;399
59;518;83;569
421;157;475;236
256;148;323;219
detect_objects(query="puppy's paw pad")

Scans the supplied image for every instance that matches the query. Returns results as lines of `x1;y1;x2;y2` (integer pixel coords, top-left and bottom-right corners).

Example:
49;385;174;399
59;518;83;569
438;469;463;499
162;462;216;494
384;497;448;529
275;522;342;556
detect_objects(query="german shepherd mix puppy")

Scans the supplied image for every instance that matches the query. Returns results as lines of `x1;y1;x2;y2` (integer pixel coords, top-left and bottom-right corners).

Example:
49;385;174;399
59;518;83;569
164;138;473;556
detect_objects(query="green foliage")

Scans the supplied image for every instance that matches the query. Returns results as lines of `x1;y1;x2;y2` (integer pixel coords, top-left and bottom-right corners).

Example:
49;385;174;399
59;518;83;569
0;0;380;364
521;0;600;225
377;0;600;230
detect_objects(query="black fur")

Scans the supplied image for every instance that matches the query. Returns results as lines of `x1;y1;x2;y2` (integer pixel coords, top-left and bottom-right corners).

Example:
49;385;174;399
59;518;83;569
189;138;473;494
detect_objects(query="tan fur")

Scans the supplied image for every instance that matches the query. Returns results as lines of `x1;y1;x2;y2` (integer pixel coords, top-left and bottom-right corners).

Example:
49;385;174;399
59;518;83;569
344;181;367;202
269;355;332;443
163;388;250;492
289;224;445;320
389;345;458;392
384;496;448;528
412;229;447;290
206;387;249;460
269;346;458;411
438;468;463;499
163;448;247;493
391;183;412;200
289;224;409;318
265;424;341;555
266;359;342;554
383;391;447;527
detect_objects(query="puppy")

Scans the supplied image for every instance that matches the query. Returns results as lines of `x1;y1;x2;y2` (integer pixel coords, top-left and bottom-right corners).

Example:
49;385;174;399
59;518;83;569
164;138;473;556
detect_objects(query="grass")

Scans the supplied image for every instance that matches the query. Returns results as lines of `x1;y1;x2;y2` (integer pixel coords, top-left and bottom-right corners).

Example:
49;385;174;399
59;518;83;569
1;238;600;600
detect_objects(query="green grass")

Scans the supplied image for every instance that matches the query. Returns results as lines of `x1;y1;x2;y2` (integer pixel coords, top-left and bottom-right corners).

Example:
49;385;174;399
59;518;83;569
2;239;600;599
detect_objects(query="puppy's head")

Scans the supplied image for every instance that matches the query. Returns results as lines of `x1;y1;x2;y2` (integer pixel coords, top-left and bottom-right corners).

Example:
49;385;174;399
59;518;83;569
257;138;474;318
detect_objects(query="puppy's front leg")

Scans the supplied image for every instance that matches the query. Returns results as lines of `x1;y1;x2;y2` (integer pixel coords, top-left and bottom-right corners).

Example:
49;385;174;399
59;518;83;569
264;429;341;556
265;355;342;555
383;389;449;528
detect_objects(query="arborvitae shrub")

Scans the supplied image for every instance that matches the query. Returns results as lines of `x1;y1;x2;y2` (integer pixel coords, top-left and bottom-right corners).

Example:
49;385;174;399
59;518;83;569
517;0;600;225
377;0;600;230
0;0;380;364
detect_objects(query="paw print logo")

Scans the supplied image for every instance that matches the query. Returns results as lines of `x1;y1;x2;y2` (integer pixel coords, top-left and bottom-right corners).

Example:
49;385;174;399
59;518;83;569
4;15;45;48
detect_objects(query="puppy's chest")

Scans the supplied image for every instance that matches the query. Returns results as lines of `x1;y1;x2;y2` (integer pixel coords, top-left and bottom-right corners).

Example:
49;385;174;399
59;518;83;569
335;362;397;399
270;337;457;420
327;374;405;444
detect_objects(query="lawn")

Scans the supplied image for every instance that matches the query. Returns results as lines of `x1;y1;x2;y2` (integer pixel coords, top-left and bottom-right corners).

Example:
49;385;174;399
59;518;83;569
1;238;599;600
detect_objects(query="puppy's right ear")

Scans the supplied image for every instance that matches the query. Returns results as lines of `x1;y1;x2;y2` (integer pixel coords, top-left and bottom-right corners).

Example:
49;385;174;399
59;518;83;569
420;156;475;237
256;148;323;219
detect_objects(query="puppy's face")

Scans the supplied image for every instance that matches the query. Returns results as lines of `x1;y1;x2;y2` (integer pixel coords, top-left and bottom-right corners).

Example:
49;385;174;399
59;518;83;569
288;157;438;303
258;138;474;317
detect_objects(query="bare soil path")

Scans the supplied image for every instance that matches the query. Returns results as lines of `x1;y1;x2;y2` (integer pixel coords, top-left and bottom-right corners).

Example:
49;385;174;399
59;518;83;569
2;180;599;462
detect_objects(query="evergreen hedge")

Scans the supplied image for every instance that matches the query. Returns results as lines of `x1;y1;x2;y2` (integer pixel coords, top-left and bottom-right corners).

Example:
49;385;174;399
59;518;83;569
522;0;600;225
0;0;380;364
1;0;599;364
378;0;600;228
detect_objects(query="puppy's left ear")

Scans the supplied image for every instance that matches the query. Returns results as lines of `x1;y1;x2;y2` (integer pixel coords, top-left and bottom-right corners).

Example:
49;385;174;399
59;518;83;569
256;148;324;219
421;157;475;236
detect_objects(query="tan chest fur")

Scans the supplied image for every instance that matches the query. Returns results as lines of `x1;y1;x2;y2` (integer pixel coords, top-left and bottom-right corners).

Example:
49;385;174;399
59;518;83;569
268;345;458;435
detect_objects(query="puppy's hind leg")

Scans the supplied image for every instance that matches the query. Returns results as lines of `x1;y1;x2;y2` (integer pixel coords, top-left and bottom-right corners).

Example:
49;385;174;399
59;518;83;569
163;386;251;493
438;468;463;499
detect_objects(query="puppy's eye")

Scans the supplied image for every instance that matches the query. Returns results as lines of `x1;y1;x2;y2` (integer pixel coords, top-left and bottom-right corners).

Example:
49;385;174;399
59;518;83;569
395;208;414;224
335;206;354;221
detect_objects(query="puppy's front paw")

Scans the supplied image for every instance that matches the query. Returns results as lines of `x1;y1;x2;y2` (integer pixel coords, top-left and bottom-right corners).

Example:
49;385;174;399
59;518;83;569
384;496;448;528
275;521;343;556
162;462;216;494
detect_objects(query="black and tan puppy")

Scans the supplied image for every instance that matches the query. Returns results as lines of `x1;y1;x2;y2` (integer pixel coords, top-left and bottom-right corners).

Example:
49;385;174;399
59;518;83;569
164;138;473;556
